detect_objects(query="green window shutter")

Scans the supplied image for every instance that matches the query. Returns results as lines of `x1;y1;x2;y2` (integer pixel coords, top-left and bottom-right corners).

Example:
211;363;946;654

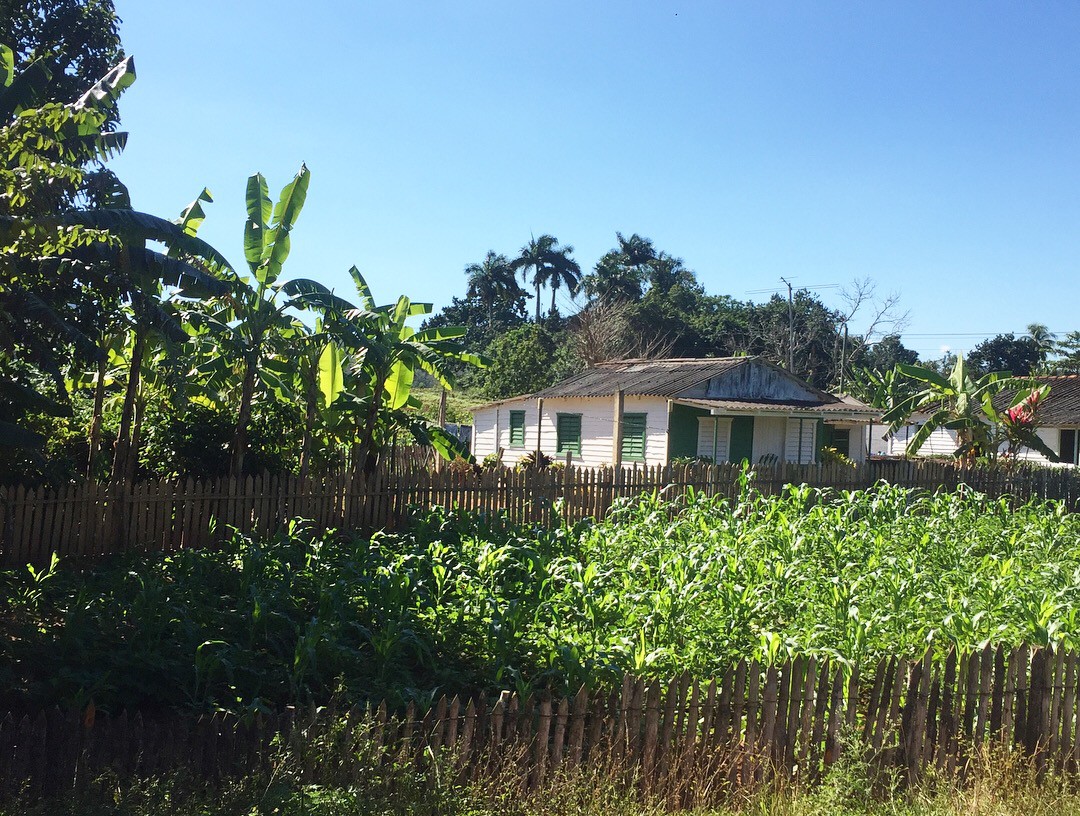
728;416;754;463
509;411;525;448
621;413;647;461
556;413;582;456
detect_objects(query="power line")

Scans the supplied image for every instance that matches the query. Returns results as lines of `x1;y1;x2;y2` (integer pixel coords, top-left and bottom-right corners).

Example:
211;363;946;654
745;283;841;295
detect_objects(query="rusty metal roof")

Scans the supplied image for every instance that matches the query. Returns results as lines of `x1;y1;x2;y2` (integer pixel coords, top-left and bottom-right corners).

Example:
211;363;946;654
992;376;1080;427
674;397;879;417
533;357;750;398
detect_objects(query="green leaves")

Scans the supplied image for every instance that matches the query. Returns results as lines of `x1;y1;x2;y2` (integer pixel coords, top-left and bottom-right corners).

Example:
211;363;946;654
317;341;344;408
885;354;1041;460
245;164;310;288
0;45;13;88
243;173;271;274
176;188;213;238
54;209;233;271
384;359;414;410
73;55;136;111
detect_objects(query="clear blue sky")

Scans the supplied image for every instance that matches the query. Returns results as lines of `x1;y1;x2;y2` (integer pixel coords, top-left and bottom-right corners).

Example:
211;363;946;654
110;1;1080;360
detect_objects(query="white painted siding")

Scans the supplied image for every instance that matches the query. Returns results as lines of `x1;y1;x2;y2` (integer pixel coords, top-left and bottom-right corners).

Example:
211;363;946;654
471;407;498;460
696;417;731;462
1008;427;1065;465
886;423;958;457
753;416;787;463
471;399;542;466
784;418;817;464
847;425;869;463
471;395;670;468
882;422;1067;465
868;422;890;457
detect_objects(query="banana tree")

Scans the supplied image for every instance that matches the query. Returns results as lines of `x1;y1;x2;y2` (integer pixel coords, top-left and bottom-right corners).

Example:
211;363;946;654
881;355;1050;462
285;267;486;474
1;47;230;465
106;188;229;482
291;321;343;479
184;165;310;475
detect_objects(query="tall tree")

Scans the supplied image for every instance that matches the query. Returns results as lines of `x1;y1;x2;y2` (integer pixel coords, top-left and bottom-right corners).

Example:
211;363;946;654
967;333;1040;377
1051;331;1080;374
184;166;310;476
1027;322;1056;373
1;0;123;117
464;251;523;327
582;232;656;304
509;234;581;321
0;48;228;471
852;334;919;377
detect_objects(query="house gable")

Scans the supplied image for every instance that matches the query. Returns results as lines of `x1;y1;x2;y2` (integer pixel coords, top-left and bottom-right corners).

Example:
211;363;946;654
677;359;829;403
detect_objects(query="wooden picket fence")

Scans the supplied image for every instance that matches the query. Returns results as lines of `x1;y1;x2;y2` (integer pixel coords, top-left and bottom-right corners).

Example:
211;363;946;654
2;644;1078;803
5;459;1080;566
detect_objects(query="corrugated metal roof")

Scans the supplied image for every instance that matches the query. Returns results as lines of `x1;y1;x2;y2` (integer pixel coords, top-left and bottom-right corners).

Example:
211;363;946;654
673;397;879;417
533;357;749;398
992;376;1080;427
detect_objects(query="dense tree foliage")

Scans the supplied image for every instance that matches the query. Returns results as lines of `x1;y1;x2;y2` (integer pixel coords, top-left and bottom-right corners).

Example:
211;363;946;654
967;333;1040;377
1;45;482;485
0;0;123;117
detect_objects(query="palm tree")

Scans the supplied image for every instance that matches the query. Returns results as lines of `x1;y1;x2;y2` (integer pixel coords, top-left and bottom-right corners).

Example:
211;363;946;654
1027;322;1056;373
615;232;657;269
465;251;521;326
582;253;645;303
509;234;582;321
582;232;656;304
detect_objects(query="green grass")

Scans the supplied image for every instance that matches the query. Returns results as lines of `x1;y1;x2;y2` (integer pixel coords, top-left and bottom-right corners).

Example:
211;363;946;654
4;481;1080;714
410;385;485;425
6;748;1080;816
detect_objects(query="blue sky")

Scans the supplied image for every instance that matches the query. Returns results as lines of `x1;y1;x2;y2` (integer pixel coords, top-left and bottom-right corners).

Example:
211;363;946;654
110;1;1080;360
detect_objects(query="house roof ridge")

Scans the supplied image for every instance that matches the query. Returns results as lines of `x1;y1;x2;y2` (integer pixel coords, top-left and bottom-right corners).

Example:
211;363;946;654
592;355;755;368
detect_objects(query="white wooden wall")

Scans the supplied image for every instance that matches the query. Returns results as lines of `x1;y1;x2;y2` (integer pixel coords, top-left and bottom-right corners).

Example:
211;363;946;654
753;416;787;462
472;396;670;468
882;423;1067;465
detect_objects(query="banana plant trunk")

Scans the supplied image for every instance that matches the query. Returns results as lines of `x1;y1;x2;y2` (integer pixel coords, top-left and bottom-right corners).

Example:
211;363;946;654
86;353;107;479
299;365;317;480
126;392;146;484
231;347;260;477
354;379;386;477
111;329;146;483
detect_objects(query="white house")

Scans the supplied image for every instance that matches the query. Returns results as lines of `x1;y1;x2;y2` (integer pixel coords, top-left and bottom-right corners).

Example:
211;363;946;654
876;375;1080;465
471;357;879;468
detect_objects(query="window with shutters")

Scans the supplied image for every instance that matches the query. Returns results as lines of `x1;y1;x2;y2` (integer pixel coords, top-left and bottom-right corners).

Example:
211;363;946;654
508;410;525;448
556;413;582;456
1062;429;1078;465
621;413;647;461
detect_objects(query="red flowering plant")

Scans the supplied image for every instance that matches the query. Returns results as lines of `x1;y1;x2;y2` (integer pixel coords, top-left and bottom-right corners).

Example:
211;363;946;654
985;384;1056;463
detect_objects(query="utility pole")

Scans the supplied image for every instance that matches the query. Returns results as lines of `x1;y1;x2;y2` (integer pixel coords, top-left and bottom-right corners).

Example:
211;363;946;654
839;322;849;393
780;277;794;371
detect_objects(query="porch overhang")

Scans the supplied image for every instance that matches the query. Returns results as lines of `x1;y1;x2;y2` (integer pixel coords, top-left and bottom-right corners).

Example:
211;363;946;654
670;397;880;423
